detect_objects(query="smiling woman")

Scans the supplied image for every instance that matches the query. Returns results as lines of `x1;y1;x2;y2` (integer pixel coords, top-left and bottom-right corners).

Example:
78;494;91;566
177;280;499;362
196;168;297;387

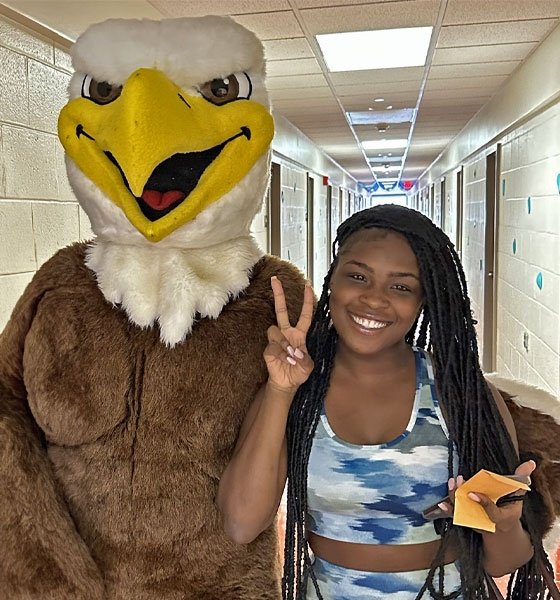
217;204;558;600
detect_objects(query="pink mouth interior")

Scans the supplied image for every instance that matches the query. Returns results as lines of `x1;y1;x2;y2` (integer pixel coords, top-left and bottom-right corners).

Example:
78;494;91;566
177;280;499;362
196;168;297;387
141;189;186;210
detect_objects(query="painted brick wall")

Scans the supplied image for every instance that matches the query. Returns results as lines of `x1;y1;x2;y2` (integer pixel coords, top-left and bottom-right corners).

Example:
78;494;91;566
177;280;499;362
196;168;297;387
0;16;93;331
496;103;560;396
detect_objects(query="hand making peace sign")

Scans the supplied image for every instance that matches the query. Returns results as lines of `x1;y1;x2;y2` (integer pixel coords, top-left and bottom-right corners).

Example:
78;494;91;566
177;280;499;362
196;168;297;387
264;276;315;394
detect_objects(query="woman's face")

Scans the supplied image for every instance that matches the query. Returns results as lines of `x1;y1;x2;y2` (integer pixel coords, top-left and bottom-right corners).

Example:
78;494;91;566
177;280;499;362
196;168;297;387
329;229;423;357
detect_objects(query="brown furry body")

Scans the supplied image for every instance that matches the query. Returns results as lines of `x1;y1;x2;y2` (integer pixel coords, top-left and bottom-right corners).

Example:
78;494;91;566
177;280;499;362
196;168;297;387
502;393;560;537
0;243;306;600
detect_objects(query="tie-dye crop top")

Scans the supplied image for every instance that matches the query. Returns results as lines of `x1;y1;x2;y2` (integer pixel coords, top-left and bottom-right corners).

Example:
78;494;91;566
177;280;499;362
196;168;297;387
307;347;458;545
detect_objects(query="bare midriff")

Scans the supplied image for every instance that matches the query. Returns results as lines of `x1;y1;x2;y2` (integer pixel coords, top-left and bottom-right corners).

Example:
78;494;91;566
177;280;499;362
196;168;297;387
308;531;458;572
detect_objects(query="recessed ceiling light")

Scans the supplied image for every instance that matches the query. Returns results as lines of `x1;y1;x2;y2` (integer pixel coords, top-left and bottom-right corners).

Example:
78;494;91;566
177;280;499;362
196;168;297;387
362;139;408;150
347;108;415;125
374;98;384;102
316;27;433;72
369;155;401;164
387;105;393;109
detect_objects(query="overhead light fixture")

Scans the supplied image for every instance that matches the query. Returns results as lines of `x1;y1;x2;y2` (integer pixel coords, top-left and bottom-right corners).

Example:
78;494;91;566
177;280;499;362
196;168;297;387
316;26;433;72
347;108;415;125
362;139;408;150
369;155;402;164
374;97;384;102
387;105;393;109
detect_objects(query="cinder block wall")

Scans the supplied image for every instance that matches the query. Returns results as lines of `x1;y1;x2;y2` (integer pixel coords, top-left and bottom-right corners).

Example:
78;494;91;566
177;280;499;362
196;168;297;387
0;15;92;330
496;102;560;396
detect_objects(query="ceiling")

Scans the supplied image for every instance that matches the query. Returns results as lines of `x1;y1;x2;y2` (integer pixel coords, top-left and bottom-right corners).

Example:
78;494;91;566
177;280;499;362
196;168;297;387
3;0;560;187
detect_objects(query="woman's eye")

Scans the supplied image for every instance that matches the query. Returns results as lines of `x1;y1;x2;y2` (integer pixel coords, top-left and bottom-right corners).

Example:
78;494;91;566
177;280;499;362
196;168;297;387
199;72;252;106
349;273;366;282
81;75;122;104
393;284;411;292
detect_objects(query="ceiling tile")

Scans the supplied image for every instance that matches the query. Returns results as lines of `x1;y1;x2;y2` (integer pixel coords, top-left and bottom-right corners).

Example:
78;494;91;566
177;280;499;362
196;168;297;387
437;20;557;47
293;0;411;7
263;37;314;60
330;67;424;86
266;73;328;89
267;57;322;76
299;0;439;34
269;87;334;100
432;42;538;65
422;75;508;91
151;0;291;16
232;11;303;39
443;0;560;25
340;93;420;111
429;61;520;78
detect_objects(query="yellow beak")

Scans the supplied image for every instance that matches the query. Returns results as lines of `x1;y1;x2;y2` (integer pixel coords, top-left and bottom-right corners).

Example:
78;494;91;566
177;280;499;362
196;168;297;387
58;68;274;242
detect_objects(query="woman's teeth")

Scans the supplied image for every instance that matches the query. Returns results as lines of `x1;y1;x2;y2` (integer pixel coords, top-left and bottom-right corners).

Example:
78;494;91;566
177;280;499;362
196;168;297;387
351;315;389;330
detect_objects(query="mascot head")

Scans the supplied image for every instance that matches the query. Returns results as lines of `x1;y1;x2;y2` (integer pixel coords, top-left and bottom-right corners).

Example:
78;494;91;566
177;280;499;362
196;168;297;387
58;16;274;247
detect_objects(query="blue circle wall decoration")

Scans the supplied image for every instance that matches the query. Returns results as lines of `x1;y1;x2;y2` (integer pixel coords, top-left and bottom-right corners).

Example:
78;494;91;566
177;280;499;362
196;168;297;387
536;272;543;290
557;173;560;194
502;179;506;196
512;239;517;254
527;196;532;214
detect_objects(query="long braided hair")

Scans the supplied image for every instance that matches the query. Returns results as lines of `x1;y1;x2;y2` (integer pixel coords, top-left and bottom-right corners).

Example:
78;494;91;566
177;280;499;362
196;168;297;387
282;204;555;600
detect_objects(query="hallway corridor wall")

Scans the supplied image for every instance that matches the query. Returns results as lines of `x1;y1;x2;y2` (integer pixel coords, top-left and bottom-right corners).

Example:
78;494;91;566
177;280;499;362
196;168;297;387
0;14;92;330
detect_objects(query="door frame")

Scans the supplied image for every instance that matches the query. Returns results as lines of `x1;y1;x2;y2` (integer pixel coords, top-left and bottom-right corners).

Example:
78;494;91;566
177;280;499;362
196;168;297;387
482;147;500;372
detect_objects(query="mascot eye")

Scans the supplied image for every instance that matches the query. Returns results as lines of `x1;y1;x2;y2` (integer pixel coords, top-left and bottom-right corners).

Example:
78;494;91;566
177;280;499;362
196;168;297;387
199;72;252;106
81;75;122;105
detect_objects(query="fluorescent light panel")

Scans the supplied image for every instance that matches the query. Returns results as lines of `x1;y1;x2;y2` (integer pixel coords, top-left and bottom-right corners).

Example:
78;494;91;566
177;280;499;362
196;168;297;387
348;108;416;125
316;27;433;72
369;155;402;164
362;139;408;150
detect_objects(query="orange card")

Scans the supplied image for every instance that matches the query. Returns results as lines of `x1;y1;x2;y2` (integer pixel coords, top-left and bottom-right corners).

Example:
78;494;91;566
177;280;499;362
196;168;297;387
453;470;530;533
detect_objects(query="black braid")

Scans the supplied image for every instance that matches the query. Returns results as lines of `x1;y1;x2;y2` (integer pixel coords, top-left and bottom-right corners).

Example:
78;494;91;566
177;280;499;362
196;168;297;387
281;204;555;600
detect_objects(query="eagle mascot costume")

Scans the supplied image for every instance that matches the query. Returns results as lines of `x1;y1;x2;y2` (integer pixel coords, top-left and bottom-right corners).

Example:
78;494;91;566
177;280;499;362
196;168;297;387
0;14;558;600
0;16;305;599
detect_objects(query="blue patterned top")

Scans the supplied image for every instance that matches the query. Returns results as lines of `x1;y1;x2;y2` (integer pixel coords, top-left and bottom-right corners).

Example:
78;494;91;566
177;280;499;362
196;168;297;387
307;347;458;545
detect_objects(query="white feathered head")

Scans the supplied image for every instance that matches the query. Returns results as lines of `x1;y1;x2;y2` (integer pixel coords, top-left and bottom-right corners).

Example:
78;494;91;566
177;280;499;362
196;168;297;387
58;16;273;248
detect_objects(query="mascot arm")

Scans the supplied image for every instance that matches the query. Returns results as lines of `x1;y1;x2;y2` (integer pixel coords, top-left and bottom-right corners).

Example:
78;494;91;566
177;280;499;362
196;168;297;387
490;378;560;542
0;270;105;599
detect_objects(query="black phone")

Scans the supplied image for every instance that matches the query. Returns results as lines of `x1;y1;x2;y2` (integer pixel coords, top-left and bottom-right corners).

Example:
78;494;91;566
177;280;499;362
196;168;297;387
421;473;531;521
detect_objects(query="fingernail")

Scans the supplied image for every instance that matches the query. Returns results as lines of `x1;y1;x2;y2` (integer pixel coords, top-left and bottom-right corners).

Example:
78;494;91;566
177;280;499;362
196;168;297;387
457;475;464;486
294;348;304;359
287;356;297;365
271;276;277;282
468;493;480;503
448;478;455;491
438;502;448;511
287;346;295;357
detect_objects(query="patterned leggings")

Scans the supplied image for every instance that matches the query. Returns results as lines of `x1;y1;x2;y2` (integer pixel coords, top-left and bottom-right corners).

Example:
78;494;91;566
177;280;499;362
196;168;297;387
307;556;463;600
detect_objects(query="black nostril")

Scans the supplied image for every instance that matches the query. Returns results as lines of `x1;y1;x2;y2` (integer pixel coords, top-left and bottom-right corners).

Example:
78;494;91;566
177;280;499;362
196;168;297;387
178;93;192;109
241;126;251;140
76;124;95;141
